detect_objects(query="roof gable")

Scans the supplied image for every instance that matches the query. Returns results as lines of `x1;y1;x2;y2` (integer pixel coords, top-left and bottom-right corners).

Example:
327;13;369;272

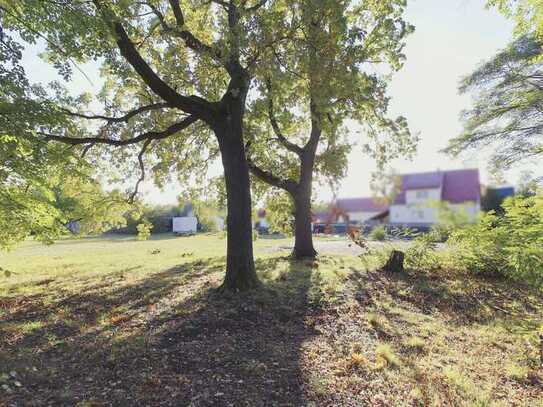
394;169;480;204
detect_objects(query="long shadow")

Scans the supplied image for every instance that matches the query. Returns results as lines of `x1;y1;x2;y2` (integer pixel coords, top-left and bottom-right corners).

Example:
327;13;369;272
347;265;542;327
1;256;318;406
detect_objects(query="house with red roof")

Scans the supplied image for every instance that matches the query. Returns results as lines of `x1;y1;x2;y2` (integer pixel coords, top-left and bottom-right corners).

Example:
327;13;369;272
311;198;389;233
389;168;481;227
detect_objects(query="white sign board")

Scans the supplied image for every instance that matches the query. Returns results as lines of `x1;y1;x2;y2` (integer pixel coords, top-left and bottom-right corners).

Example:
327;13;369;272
172;216;198;234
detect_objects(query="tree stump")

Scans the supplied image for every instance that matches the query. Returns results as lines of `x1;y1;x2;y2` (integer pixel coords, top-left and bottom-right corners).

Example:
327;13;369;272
383;250;405;273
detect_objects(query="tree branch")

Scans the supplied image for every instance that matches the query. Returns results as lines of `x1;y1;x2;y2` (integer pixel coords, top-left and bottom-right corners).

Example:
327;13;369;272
167;0;185;26
130;139;152;202
92;0;210;117
247;157;297;193
245;0;267;12
145;0;224;64
40;115;199;146
265;79;304;155
60;102;170;123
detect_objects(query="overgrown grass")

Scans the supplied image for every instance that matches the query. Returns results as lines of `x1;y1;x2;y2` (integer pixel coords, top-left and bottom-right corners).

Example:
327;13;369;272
1;234;542;405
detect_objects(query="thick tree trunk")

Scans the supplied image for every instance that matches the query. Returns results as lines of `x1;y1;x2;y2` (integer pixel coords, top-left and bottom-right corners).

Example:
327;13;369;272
214;107;260;292
292;189;317;259
383;250;405;273
291;143;318;259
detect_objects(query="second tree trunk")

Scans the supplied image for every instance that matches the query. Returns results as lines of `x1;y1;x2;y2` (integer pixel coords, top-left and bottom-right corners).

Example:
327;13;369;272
292;190;317;258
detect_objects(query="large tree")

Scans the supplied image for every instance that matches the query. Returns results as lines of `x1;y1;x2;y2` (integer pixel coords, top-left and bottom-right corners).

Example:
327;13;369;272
0;0;288;291
246;0;414;258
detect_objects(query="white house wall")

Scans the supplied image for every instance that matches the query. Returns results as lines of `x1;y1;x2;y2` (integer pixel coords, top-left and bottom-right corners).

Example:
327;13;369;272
405;188;442;204
390;201;480;225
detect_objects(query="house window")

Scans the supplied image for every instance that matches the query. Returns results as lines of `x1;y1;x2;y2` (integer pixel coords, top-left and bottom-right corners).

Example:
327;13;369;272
416;190;429;199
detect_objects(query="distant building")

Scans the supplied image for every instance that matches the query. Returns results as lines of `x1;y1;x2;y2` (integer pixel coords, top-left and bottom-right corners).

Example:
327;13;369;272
335;197;389;224
389;168;481;227
311;198;388;234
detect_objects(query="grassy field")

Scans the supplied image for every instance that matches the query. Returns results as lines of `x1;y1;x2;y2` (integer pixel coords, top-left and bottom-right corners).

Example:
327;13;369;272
1;234;542;406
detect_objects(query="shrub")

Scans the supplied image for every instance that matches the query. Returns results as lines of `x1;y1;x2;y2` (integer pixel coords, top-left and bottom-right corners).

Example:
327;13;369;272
430;223;453;242
449;194;543;285
136;220;153;241
369;225;386;241
405;231;441;270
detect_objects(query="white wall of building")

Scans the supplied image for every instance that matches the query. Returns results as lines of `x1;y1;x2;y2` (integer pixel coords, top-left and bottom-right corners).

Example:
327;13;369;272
405;188;441;204
390;187;480;225
390;204;438;224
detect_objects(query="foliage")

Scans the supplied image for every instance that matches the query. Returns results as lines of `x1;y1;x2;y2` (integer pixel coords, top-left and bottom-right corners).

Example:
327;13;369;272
370;168;402;206
247;0;416;217
136;219;153;241
449;194;543;285
198;212;219;233
405;231;440;270
516;170;542;197
446;35;543;170
264;192;294;235
189;200;224;233
51;176;131;235
430;201;470;241
488;0;543;43
0;28;75;248
368;225;386;241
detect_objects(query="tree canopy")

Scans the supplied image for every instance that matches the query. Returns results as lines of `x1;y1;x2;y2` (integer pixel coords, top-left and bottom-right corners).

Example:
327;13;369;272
1;0;342;289
245;0;415;256
489;0;543;42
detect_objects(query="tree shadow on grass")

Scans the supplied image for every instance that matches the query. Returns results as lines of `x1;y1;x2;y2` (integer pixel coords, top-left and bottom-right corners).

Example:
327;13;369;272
347;266;542;328
1;256;320;406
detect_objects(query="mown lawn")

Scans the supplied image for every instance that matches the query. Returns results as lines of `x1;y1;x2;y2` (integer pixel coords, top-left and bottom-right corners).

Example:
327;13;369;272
1;234;542;406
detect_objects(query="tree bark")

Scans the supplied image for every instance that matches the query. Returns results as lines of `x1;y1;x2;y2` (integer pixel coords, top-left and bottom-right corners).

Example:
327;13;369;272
383;250;405;273
291;140;318;259
214;100;260;292
292;189;317;259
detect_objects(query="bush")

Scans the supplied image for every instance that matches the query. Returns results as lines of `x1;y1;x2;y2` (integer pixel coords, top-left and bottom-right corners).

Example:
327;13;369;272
369;225;386;241
430;223;453;242
449;194;543;285
136;220;153;241
405;231;441;270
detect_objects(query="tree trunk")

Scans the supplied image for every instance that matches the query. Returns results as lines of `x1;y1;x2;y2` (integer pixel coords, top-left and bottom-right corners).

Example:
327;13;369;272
214;109;260;292
383;250;405;273
292;189;317;259
291;143;318;259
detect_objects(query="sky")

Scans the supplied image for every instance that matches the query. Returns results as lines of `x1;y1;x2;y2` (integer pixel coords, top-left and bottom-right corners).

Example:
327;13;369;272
329;0;522;202
19;0;538;205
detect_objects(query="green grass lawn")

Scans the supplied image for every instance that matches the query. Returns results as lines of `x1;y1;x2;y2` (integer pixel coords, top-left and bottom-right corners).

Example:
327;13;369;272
1;234;542;406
